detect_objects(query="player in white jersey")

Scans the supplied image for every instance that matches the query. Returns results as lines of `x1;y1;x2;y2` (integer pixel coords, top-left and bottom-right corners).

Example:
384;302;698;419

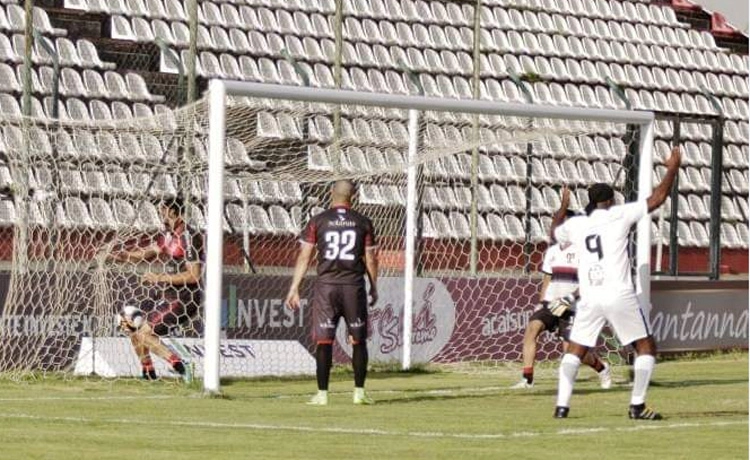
551;146;681;420
511;218;611;389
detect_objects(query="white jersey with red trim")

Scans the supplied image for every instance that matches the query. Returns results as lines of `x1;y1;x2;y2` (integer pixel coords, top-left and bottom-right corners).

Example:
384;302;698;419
541;243;578;302
553;201;647;301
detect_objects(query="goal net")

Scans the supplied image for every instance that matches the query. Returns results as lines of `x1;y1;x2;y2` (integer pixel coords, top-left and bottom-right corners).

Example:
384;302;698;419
0;83;653;386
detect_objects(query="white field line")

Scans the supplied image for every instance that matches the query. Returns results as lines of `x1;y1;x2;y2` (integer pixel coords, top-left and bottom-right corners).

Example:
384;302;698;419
0;386;510;402
0;395;175;402
0;412;744;440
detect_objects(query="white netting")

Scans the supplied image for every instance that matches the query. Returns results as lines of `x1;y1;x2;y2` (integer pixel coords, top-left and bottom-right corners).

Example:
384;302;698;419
0;93;640;380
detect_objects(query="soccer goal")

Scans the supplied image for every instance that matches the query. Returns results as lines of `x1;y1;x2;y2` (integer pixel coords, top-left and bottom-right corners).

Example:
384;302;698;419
0;81;655;393
201;80;655;394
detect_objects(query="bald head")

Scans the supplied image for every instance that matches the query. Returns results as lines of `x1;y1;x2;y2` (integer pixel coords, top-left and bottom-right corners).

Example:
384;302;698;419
331;180;356;205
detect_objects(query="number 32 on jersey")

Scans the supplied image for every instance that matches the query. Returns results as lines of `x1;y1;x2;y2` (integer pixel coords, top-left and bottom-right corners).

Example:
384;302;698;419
323;230;356;261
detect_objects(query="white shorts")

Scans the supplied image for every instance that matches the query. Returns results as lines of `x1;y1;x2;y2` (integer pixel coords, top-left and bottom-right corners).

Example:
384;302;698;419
569;289;651;348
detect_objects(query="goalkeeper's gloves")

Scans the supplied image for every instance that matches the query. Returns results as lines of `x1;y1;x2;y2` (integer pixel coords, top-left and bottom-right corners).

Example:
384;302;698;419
548;294;577;317
118;315;141;334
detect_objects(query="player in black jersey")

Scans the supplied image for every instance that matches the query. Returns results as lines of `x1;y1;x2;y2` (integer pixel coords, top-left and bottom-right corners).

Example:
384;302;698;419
108;197;201;382
285;180;379;405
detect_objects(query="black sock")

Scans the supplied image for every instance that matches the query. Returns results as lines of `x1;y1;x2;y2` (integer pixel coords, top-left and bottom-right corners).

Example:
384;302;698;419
141;359;157;380
142;368;157;380
352;342;368;388
316;343;333;391
172;361;185;375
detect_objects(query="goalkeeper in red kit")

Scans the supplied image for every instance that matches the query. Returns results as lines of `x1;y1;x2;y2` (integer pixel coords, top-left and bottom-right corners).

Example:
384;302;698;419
108;197;201;382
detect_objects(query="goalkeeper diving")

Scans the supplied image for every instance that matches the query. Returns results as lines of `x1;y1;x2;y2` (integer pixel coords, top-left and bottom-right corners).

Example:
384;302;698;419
511;210;611;389
105;197;201;382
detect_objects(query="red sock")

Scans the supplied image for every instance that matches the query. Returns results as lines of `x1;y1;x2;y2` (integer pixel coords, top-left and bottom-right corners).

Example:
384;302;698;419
168;354;182;365
522;366;534;384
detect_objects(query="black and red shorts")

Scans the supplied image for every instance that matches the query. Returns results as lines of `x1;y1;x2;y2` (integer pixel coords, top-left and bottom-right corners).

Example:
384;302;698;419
530;302;574;341
312;281;368;344
141;287;201;336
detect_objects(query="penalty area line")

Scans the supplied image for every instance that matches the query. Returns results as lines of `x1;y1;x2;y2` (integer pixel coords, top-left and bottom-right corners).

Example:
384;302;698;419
0;412;744;440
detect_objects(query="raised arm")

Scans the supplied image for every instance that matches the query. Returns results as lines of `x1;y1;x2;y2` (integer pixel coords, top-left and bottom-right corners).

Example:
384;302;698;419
549;186;571;243
647;145;681;213
285;243;315;310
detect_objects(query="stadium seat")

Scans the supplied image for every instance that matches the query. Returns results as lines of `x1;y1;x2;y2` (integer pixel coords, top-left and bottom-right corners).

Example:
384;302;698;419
268;205;296;234
109;198;136;228
677;221;697;247
529;186;547;214
482;213;502;241
62;69;88;98
0;199;14;227
66;98;91;121
62;197;95;229
736;223;749;249
728;169;749;194
225;202;246;232
111;15;136;40
419;213;436;239
719;222;741;249
429;210;452;238
449;212;471;239
503;214;525;242
422;186;441;209
288;205;305;231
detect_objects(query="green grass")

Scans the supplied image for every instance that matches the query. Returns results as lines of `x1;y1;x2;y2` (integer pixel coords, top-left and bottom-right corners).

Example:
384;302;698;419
0;353;746;460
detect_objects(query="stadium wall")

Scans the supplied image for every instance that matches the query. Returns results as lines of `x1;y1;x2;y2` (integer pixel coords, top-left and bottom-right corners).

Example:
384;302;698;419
0;272;745;372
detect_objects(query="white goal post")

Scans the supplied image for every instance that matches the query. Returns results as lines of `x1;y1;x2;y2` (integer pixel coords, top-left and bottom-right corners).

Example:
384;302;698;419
203;79;655;394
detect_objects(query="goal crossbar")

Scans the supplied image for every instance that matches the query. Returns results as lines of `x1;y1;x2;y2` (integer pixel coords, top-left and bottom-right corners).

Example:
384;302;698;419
204;79;656;393
219;80;654;124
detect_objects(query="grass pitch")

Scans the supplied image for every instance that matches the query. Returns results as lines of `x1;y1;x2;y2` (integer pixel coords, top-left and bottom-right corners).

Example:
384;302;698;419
0;352;746;460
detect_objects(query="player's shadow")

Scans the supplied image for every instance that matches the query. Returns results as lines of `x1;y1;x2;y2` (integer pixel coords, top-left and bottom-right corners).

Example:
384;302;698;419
648;378;748;389
372;390;509;405
665;410;748;419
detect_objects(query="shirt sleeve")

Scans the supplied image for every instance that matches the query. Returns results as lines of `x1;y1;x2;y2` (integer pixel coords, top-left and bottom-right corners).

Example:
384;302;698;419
299;217;317;246
364;218;377;249
541;246;555;275
618;201;648;227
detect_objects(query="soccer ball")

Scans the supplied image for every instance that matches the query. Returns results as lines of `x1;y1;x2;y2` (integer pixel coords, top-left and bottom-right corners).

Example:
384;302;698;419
117;305;145;330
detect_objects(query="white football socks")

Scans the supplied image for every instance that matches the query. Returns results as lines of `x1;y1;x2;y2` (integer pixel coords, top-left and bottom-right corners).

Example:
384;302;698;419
556;353;581;408
630;354;656;406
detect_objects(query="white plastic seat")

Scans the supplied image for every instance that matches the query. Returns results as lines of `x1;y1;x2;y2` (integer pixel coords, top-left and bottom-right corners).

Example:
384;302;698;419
267;205;295;234
450;212;471;239
76;38;108;69
735;223;749;249
503;214;525;242
247;204;276;234
429;211;453;238
487;184;509;212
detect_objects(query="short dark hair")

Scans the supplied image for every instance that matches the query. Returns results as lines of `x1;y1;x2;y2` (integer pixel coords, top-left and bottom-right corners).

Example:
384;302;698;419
585;183;614;215
158;196;184;215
